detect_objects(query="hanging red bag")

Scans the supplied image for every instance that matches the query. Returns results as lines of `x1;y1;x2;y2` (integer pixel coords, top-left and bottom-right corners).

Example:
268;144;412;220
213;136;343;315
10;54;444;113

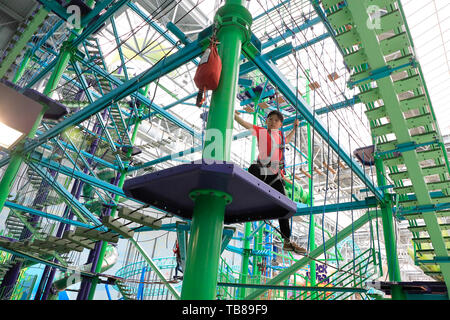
194;37;222;107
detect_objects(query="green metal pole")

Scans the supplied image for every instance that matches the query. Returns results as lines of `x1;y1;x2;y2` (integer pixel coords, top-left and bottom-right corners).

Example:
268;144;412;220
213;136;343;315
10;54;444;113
12;51;32;84
181;0;252;300
239;222;252;299
305;69;317;298
239;111;257;299
374;158;403;299
257;226;265;276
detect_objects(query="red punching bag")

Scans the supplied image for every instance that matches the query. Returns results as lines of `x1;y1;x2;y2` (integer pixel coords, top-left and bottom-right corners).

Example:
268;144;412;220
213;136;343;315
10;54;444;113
194;38;222;107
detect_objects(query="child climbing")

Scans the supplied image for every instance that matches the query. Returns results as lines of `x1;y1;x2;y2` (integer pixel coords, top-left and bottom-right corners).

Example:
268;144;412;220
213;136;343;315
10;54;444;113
234;109;306;254
173;240;183;280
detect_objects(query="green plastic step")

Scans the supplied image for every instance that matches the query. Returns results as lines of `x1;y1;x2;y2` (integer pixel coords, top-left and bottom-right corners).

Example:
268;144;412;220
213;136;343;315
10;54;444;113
359;88;381;104
387;53;414;69
431;196;450;205
409;223;450;233
417;148;444;162
424;271;443;280
427;180;450;192
383;155;403;167
411;131;439;145
402;210;450;220
365;105;387;121
421;165;448;177
371;122;393;137
412;236;450;244
343;49;368;69
405;113;433;130
327;7;353;29
379;32;410;56
350;69;371;86
377;9;404;34
335;28;360;49
398;198;419;208
399;94;428;112
389;170;409;181
393;185;414;195
393;74;422;94
376;140;396;153
416;248;450;255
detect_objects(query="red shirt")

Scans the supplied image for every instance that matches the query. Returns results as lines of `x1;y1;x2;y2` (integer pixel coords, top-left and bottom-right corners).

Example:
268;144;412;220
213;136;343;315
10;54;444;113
252;125;283;167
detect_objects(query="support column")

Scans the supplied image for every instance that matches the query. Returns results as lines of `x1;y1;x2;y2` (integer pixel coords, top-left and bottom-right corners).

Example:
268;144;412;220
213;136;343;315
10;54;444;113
181;0;252;300
374;158;403;299
239;112;257;299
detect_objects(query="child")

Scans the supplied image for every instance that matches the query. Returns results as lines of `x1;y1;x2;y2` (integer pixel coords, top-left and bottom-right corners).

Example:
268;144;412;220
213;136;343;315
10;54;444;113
234;109;306;254
173;240;183;279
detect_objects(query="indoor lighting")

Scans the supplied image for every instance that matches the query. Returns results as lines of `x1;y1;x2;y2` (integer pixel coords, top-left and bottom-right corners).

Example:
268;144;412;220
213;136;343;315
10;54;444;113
0;83;43;150
0;122;23;149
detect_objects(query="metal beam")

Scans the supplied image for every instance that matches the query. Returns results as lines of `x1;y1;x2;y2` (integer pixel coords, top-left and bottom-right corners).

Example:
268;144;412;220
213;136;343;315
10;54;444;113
4;201;93;229
25;161;106;230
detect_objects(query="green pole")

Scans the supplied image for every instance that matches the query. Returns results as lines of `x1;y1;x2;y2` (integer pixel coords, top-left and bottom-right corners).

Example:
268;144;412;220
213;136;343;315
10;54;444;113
12;51;32;84
239;112;257;299
0;8;48;79
0;0;95;215
181;0;252;300
374;158;403;299
305;69;317;298
239;222;252;299
255;226;263;277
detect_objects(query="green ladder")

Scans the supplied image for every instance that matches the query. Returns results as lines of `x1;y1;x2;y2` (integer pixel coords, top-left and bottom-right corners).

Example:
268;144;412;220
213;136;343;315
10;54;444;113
320;0;450;290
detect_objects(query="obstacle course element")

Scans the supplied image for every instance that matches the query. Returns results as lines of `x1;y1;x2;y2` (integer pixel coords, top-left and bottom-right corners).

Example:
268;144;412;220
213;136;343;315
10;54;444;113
123;161;297;224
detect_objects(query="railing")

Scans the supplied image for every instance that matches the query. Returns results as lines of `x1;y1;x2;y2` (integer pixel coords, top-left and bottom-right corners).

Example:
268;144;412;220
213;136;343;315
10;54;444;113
217;248;379;300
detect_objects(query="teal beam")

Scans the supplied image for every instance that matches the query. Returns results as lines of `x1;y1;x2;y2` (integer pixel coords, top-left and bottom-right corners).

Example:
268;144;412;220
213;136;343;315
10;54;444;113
295;197;378;216
25;161;106;230
27;155;126;199
110;16;129;81
4;201;94;230
81;0;116;27
218;282;367;293
127;129;253;172
261;16;322;49
245;210;377;299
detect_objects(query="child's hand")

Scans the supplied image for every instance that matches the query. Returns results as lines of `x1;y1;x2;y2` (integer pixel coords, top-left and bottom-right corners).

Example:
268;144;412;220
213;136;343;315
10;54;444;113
293;119;299;128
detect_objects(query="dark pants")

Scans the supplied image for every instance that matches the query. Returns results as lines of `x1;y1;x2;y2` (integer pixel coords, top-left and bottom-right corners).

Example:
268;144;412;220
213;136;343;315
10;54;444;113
248;163;291;240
